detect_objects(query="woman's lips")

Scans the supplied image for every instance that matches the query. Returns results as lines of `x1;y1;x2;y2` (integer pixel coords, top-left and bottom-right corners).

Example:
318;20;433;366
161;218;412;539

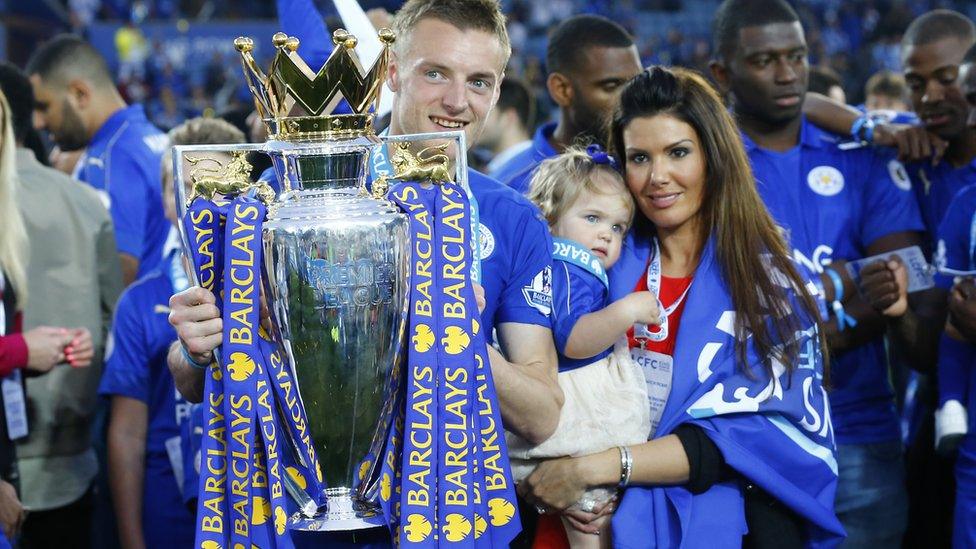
649;192;680;209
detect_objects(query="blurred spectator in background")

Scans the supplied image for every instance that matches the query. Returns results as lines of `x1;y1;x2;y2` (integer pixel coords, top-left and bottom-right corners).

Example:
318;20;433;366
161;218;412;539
474;77;535;175
492;14;640;194
0;85;97;547
865;69;911;113
27;35;170;287
810;65;847;104
0;62;121;549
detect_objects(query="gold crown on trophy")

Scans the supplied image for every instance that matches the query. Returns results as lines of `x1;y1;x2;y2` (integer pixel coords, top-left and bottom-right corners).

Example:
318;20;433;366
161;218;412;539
234;28;395;141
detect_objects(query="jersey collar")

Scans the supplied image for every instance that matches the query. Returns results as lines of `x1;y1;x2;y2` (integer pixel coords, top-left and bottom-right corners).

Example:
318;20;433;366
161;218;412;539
739;116;826;153
90;104;148;147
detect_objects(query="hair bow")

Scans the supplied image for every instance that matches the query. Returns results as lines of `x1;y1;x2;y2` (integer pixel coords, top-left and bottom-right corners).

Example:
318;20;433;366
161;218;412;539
585;144;619;171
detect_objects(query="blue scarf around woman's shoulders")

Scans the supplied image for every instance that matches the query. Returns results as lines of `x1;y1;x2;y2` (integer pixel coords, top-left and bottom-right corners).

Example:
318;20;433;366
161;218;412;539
607;229;845;548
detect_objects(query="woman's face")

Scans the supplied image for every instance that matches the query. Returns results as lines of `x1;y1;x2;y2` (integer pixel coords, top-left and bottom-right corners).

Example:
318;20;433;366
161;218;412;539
622;114;707;235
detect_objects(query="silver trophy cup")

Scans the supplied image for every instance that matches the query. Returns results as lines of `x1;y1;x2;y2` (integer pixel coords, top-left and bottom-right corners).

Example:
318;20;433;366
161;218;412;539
174;28;469;533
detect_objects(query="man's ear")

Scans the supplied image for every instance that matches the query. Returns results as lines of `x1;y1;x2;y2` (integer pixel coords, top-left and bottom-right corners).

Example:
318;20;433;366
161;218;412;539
546;72;574;108
66;78;93;110
387;52;401;92
708;59;731;94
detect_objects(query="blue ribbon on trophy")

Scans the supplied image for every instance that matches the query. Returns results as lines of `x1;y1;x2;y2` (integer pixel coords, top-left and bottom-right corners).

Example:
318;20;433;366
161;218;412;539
184;194;326;549
386;181;521;547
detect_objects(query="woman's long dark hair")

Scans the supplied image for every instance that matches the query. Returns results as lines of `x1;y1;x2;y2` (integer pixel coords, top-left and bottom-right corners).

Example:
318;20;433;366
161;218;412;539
609;66;828;381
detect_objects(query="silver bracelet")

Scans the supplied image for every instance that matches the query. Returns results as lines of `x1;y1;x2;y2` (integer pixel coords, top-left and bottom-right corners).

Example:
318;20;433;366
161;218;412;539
617;445;633;487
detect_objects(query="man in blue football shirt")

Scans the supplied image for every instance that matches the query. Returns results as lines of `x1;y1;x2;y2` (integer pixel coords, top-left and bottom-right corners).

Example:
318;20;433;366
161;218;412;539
931;43;976;546
899;11;976;249
709;1;930;545
26;35;170;286
802;12;976;545
166;0;562;480
490;15;641;194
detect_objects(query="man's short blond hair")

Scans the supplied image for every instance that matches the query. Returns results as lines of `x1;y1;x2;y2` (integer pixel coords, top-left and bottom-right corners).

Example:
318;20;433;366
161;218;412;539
392;0;511;66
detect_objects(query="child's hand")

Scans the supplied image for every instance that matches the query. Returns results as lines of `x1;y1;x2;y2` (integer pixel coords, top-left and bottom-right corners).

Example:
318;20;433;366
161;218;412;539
624;291;661;325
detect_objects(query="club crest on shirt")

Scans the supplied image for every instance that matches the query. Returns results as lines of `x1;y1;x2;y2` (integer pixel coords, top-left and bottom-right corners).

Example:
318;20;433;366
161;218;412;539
522;265;552;316
887;159;912;191
479;223;495;260
807;166;844;197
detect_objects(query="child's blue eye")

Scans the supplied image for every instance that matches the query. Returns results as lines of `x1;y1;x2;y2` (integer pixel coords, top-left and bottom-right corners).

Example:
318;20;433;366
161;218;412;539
585;214;599;223
612;224;625;233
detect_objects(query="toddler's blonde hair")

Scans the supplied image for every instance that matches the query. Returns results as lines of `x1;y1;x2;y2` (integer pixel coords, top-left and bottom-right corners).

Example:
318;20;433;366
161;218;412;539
526;146;633;228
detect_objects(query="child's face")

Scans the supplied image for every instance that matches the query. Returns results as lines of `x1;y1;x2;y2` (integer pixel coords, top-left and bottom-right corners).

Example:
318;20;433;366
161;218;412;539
552;171;632;269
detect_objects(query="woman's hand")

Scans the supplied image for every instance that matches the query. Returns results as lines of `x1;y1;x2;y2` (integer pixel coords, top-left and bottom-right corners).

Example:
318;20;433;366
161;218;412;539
564;499;616;535
518;456;590;512
23;327;74;374
64;328;94;368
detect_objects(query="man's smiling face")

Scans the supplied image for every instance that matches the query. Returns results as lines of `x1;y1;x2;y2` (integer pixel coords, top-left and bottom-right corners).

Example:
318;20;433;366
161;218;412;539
387;17;506;160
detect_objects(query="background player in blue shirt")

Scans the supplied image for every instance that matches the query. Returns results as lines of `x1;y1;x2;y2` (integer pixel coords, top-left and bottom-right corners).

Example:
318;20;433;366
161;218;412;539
26;35;170;286
801;12;976;545
709;1;931;545
101;118;245;549
933;181;976;545
490;15;641;195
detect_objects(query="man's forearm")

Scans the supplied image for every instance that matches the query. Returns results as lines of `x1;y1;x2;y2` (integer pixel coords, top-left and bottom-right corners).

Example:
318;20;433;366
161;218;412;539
887;306;944;374
824;298;887;353
487;345;563;445
167;341;205;403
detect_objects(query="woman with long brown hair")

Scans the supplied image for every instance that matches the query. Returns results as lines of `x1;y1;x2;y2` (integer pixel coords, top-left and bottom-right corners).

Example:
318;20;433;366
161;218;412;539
518;67;844;547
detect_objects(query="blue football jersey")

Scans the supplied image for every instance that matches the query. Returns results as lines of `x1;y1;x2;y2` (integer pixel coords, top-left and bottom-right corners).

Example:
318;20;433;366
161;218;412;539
907;159;976;254
98;257;194;548
73;105;169;277
935;184;976;289
468;169;554;339
490;121;558;195
551;260;611;372
744;118;924;445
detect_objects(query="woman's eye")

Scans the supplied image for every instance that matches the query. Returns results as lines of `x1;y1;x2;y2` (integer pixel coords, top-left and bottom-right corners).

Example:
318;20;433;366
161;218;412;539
670;147;689;158
628;153;648;164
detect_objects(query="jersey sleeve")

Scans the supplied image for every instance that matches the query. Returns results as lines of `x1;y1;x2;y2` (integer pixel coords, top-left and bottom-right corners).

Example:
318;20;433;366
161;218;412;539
495;203;554;328
935;185;976;289
98;290;149;403
550;262;608;355
106;150;153;260
276;0;331;69
859;151;924;247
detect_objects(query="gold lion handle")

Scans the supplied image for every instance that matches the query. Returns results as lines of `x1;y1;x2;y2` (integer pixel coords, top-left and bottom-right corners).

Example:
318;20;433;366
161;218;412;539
185;151;276;206
389;142;453;184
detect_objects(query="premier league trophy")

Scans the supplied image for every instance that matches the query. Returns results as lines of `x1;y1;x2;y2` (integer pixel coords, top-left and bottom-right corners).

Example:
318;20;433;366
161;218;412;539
175;26;520;547
175;27;418;533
